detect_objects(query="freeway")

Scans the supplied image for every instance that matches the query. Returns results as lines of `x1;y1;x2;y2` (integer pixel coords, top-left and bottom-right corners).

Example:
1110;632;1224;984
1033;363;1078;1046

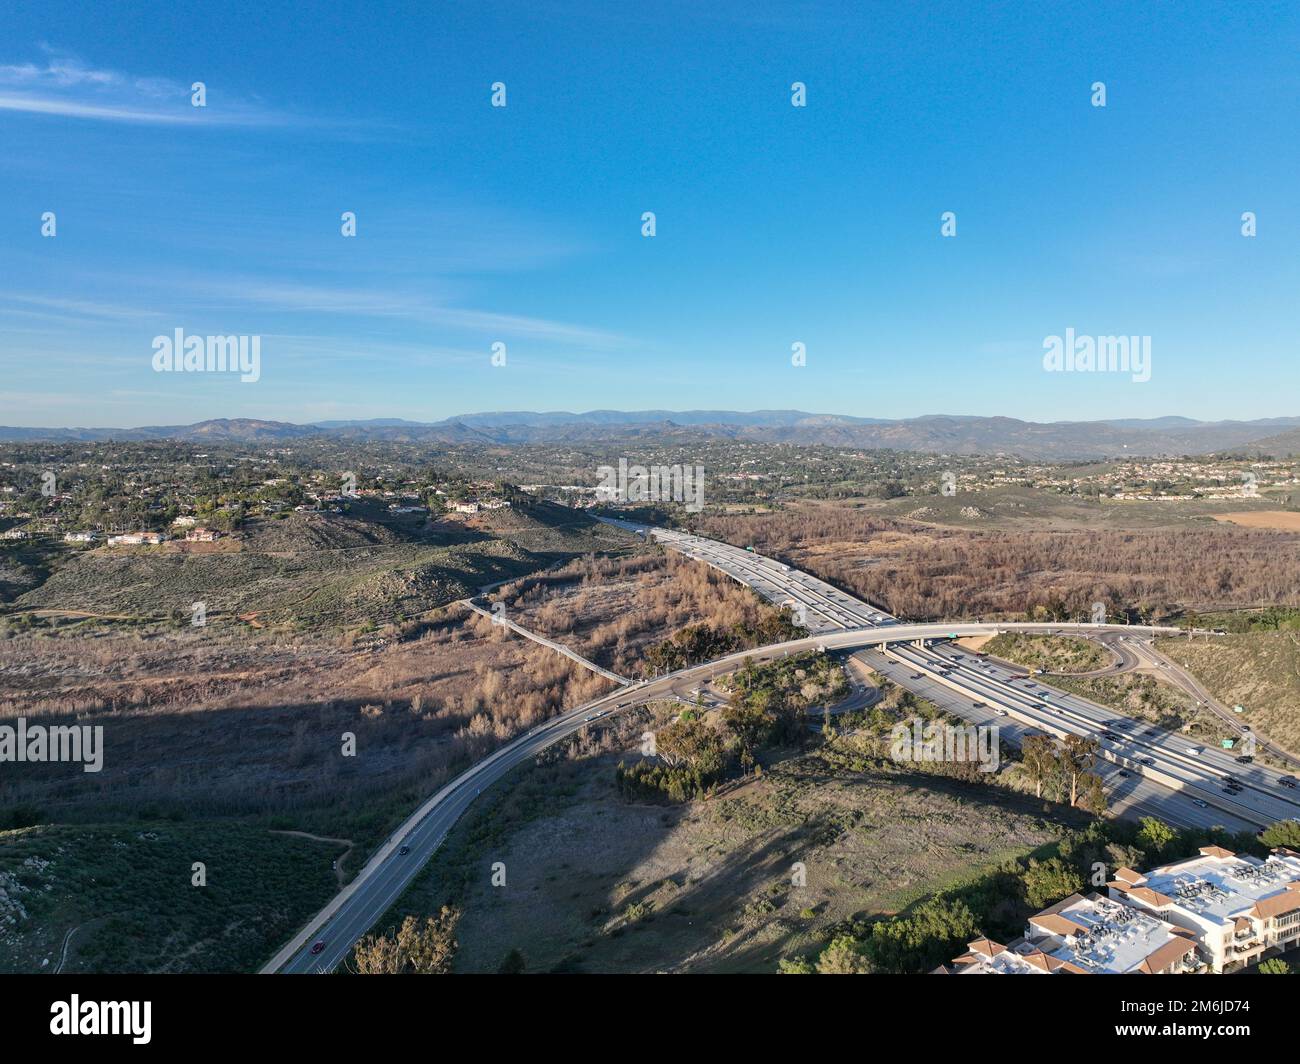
993;631;1300;770
882;642;1300;829
266;520;1297;973
858;644;1256;832
265;618;1183;971
600;517;894;632
1125;638;1300;770
612;520;1300;827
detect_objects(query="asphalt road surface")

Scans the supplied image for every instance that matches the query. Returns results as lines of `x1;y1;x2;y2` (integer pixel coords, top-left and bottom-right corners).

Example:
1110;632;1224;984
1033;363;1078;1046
265;521;1297;973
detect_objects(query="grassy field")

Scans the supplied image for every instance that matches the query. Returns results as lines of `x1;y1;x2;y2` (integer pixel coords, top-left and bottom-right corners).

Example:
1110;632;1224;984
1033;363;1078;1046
982;633;1108;673
0;607;615;847
389;707;1080;974
0;821;344;973
867;487;1297;531
1212;511;1300;531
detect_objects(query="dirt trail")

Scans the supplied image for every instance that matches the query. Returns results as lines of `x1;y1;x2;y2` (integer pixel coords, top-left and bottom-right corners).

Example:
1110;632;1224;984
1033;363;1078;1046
271;831;355;885
54;925;80;974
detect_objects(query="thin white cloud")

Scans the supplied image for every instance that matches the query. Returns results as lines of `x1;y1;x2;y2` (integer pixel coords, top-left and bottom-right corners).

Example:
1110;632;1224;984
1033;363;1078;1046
188;277;627;348
0;293;165;321
0;93;205;124
0;56;123;88
0;50;296;127
1;279;628;354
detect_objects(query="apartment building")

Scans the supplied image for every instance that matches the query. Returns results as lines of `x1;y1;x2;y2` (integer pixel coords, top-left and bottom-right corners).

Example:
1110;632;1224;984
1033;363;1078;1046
935;892;1199;975
937;846;1300;974
1107;846;1300;972
934;938;1054;974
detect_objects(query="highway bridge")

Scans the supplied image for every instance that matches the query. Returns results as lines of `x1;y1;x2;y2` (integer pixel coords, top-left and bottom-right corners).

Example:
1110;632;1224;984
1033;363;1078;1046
265;521;1299;973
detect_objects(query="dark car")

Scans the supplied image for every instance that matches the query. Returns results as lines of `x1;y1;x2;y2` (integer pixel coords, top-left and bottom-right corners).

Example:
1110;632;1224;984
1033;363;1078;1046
310;941;326;955
1140;757;1155;766
1237;755;1254;763
398;845;411;856
1280;777;1298;789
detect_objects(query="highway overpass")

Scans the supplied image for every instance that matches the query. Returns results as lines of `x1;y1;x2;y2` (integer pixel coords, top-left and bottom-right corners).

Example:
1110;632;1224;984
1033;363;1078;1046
265;522;1295;974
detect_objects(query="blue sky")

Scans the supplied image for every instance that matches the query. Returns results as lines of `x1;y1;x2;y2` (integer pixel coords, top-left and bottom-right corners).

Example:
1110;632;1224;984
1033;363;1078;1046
2;0;1298;427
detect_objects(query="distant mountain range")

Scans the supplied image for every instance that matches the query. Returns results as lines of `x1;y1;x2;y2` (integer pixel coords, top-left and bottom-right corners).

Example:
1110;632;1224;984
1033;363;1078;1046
3;412;1300;459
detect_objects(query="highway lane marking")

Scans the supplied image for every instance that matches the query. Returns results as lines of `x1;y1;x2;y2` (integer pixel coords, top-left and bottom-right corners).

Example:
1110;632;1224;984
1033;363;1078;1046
267;522;1214;972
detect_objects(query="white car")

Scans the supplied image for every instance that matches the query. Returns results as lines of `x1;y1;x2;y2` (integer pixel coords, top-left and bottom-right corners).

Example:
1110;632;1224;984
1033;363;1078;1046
1186;746;1201;755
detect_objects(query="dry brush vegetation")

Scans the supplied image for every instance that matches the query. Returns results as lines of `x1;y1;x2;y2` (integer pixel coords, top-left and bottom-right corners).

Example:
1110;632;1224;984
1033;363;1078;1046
486;549;789;677
698;504;1300;621
0;609;613;843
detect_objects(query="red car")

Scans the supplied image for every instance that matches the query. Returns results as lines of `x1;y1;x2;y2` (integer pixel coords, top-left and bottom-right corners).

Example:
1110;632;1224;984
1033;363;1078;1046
310;941;326;956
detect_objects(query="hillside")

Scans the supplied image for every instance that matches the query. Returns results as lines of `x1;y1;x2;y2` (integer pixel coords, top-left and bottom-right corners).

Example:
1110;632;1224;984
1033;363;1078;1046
11;501;632;630
1155;631;1300;754
7;412;1300;459
1247;427;1300;457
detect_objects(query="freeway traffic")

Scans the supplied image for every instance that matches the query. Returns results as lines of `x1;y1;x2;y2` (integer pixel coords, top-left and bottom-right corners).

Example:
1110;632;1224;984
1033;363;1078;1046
880;642;1300;829
265;521;1297;974
621;522;1300;826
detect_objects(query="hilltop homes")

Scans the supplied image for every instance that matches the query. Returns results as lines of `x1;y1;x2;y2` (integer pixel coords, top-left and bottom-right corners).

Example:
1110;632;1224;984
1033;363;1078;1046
106;531;168;546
